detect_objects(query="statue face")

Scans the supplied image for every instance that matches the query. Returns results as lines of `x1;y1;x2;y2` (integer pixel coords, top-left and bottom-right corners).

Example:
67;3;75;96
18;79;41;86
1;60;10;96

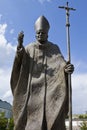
35;29;48;44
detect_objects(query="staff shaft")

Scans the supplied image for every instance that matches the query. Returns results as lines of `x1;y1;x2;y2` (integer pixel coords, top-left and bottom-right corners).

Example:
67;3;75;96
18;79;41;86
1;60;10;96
66;6;72;130
59;2;75;130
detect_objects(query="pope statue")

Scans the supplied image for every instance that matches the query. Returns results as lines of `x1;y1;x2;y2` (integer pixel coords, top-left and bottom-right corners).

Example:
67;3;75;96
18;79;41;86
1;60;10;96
10;16;74;130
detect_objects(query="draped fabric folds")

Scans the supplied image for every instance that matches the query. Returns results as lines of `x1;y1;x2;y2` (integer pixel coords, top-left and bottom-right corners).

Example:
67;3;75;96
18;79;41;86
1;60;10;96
10;41;68;130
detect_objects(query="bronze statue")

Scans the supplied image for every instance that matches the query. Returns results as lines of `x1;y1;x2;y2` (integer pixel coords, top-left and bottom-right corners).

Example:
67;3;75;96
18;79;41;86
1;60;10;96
10;16;74;130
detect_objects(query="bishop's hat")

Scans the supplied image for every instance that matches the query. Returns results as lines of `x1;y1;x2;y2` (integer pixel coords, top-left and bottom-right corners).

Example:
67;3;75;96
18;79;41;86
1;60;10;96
34;16;50;33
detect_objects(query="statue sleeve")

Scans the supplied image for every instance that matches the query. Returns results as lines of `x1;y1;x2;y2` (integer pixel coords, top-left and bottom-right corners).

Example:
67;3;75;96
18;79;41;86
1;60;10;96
10;46;25;95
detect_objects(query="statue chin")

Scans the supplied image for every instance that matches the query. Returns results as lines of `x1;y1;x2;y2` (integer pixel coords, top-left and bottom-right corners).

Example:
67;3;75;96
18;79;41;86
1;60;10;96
37;38;47;44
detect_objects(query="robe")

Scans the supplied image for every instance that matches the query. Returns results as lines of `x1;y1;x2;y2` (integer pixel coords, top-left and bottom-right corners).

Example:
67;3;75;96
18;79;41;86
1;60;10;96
10;41;68;130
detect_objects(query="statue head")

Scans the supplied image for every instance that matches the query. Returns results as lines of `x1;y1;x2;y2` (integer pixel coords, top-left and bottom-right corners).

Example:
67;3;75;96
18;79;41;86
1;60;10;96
34;16;50;44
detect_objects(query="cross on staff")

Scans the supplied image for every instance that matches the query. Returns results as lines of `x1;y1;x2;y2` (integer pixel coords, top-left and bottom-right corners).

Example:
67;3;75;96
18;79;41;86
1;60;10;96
59;2;76;130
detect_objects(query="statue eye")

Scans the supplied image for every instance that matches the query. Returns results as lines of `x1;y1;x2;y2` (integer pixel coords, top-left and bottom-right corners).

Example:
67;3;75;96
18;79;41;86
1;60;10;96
37;31;40;34
36;31;46;36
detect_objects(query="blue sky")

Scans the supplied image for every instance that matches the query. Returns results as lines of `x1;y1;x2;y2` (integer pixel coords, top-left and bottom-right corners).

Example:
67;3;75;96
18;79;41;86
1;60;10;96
0;0;87;114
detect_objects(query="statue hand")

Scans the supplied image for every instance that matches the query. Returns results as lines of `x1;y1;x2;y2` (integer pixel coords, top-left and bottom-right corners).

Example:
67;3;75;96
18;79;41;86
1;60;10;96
17;31;24;48
64;62;74;74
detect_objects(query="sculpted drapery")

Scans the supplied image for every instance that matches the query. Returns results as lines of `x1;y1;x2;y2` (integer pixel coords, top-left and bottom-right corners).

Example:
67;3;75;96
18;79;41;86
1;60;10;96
11;41;68;130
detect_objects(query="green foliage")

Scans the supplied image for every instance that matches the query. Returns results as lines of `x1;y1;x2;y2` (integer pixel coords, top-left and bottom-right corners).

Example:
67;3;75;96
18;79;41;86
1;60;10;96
7;118;14;130
0;112;8;130
79;115;84;119
84;115;87;119
79;114;87;119
0;112;5;119
0;112;14;130
79;121;87;130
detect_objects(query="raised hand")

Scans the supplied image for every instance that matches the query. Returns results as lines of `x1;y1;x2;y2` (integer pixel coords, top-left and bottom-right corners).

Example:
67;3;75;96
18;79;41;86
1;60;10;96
17;31;24;48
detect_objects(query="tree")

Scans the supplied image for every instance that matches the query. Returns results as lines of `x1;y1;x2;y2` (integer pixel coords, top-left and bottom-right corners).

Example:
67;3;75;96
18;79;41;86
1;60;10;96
7;118;14;130
0;112;14;130
0;112;8;130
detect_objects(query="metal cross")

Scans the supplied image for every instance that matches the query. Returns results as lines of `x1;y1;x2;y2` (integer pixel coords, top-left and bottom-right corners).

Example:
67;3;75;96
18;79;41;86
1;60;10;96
59;2;76;130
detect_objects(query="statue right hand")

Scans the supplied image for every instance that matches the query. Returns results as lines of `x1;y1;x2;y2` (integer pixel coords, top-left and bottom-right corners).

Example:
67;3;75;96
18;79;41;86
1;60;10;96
17;31;24;48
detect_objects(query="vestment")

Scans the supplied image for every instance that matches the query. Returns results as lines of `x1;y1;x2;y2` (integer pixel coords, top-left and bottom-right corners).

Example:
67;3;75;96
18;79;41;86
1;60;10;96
11;41;68;130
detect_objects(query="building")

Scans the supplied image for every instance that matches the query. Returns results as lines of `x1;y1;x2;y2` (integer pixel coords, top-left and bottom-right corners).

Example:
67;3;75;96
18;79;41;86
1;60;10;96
0;99;12;118
66;119;87;130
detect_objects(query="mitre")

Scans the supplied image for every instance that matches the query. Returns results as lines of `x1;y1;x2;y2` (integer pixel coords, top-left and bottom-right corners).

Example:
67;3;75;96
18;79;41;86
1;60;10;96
34;16;50;32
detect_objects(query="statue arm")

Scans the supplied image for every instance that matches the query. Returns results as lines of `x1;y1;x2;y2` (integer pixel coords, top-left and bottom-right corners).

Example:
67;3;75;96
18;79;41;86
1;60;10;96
10;31;25;95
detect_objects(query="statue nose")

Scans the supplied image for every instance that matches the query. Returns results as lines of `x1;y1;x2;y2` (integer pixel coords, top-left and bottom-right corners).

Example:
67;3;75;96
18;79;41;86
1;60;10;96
39;33;42;35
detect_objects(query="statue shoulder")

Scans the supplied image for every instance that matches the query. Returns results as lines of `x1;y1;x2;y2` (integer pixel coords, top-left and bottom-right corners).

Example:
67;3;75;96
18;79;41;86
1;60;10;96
47;41;61;53
25;42;36;52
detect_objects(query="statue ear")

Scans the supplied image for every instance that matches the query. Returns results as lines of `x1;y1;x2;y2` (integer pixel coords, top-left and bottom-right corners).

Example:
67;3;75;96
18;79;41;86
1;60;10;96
35;34;37;39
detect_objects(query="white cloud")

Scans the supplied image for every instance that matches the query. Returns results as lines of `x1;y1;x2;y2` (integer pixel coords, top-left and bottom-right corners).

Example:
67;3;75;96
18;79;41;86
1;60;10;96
72;74;87;90
3;90;12;99
0;23;16;68
37;0;51;4
0;68;13;104
0;23;16;104
0;23;7;35
72;73;87;114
